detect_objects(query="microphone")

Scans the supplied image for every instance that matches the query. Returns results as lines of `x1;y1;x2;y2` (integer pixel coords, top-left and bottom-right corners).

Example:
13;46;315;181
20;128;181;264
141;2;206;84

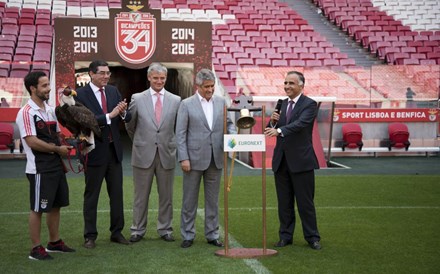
274;99;283;114
272;99;283;124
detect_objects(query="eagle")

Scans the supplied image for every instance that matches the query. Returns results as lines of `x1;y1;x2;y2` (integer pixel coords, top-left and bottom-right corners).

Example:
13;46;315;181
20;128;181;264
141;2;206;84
55;86;101;154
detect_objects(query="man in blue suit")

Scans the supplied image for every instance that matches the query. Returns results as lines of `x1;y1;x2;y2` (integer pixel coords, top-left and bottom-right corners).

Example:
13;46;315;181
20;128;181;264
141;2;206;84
76;60;132;248
264;71;321;250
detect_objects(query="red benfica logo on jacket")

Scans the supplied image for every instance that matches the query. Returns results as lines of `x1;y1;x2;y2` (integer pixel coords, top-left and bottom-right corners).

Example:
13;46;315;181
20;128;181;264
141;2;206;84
115;12;156;64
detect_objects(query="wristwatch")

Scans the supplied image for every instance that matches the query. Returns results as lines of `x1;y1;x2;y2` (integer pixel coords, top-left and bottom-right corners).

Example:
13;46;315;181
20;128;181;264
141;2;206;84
276;128;282;135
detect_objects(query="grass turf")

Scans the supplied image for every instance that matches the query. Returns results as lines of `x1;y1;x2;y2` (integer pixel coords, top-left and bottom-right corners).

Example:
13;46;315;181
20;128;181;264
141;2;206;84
0;175;439;273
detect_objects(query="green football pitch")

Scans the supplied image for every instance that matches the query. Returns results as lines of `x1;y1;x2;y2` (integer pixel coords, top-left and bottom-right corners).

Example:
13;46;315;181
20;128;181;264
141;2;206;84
0;167;439;273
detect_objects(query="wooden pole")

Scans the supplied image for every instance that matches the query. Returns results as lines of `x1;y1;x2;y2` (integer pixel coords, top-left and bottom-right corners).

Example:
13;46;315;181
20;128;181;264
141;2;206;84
223;106;229;254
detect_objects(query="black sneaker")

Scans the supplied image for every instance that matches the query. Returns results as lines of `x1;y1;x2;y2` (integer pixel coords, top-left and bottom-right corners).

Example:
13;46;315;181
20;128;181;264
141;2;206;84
46;239;76;253
29;245;53;260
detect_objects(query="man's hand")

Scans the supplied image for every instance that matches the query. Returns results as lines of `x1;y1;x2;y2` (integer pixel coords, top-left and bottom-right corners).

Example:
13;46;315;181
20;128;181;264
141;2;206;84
180;160;191;172
264;127;279;137
56;145;73;157
110;99;128;118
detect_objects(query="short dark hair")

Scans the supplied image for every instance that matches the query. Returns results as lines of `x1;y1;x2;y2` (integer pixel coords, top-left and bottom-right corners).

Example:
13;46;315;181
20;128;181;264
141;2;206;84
88;60;109;74
24;71;47;95
287;71;305;86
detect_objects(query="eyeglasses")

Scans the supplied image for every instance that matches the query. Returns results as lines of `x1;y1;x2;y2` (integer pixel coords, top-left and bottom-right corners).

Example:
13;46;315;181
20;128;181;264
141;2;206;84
96;71;112;76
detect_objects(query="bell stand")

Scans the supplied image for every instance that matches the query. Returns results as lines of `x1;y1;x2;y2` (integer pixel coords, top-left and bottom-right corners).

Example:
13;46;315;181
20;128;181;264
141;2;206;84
215;104;277;258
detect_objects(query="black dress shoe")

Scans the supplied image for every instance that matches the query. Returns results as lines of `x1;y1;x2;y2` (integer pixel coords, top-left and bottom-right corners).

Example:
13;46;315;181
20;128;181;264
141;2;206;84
274;239;293;247
207;239;224;247
129;234;143;243
181;240;193;248
161;234;175;242
110;234;130;245
309;241;322;250
83;239;96;249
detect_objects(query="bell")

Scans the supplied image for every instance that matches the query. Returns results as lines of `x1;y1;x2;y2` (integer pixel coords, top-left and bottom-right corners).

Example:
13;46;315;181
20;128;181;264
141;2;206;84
236;108;256;129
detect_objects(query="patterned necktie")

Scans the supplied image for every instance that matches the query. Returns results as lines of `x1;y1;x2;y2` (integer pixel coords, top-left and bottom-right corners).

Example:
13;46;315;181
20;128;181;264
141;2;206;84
286;100;294;121
155;92;162;124
99;88;107;114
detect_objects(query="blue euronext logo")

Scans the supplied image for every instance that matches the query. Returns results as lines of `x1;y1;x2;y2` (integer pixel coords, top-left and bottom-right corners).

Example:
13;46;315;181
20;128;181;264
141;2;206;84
228;138;237;149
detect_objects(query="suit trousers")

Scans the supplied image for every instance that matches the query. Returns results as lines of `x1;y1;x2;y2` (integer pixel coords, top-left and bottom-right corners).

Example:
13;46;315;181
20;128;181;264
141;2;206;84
274;155;320;243
83;144;124;240
180;157;222;241
131;151;174;237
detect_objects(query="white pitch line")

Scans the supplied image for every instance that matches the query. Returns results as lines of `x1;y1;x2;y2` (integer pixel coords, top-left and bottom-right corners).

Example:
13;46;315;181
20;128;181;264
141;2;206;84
1;206;439;216
196;209;272;274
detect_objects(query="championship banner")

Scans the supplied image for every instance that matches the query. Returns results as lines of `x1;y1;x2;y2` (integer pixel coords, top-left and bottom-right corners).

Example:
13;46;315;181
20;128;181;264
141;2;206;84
224;134;266;152
333;108;439;123
54;0;212;91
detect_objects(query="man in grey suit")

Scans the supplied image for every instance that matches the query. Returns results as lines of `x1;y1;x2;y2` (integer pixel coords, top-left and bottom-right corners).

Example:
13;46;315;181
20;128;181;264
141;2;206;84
125;63;181;243
176;69;236;248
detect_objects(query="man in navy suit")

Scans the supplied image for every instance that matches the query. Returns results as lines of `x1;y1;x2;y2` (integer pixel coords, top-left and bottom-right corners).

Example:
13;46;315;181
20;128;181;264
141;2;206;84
75;60;132;248
264;71;321;250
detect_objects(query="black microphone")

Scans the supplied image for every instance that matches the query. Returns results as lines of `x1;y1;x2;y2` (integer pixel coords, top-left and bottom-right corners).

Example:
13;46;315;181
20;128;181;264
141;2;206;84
274;99;283;114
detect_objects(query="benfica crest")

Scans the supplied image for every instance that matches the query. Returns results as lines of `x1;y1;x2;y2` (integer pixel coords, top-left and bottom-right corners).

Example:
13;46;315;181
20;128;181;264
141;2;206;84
115;12;156;64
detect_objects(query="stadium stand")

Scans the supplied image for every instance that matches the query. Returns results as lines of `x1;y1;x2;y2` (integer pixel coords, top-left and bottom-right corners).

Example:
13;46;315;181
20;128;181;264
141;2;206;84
0;0;438;162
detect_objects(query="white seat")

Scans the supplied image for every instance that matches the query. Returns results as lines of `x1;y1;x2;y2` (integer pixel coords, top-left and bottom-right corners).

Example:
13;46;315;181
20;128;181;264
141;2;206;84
67;6;81;17
402;18;417;25
411;24;428;31
96;10;109;19
7;2;22;8
426;24;440;30
81;7;95;18
38;0;52;5
164;8;178;14
207;12;221;20
22;3;37;9
24;0;38;4
222;14;235;20
194;13;209;20
52;8;66;17
178;8;191;14
180;13;194;20
165;13;180;20
211;19;225;25
37;4;52;10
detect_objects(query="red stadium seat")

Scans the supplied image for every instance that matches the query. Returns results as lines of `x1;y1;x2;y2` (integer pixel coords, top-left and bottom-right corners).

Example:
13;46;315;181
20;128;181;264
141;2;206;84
0;123;15;153
342;123;363;151
388;123;410;151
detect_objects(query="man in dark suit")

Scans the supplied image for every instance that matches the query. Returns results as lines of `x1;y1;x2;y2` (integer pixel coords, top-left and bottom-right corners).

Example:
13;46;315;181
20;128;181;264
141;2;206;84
75;60;132;248
264;71;321;250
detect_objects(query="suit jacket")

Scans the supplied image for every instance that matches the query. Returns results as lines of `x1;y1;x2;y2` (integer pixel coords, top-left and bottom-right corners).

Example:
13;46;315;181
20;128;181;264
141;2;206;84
272;94;319;173
125;88;181;169
75;84;131;166
176;94;236;171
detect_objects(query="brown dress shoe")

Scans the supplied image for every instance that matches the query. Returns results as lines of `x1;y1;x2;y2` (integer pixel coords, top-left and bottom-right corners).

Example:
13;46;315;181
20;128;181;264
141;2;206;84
110;234;130;245
84;239;96;249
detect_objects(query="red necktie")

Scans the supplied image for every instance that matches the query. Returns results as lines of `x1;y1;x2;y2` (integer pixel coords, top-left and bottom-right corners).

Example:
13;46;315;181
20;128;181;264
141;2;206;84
99;88;107;114
155;93;162;124
100;88;112;142
286;100;294;121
